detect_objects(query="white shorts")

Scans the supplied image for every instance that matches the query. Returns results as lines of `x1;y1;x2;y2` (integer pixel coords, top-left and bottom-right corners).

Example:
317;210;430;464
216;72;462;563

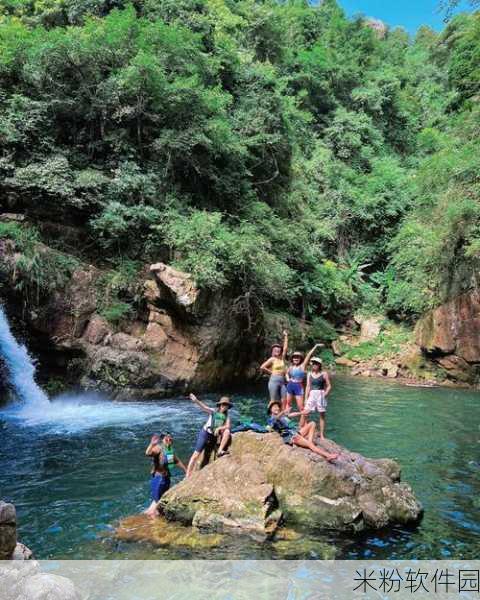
305;390;327;413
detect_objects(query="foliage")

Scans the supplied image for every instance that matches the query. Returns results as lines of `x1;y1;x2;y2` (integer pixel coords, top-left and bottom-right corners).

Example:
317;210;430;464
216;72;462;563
0;1;480;329
344;323;412;362
0;222;80;304
96;259;142;324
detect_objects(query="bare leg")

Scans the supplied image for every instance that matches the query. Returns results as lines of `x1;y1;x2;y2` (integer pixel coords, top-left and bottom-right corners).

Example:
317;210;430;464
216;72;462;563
218;430;231;455
186;450;200;478
144;501;158;518
296;394;306;426
293;433;338;462
319;413;326;440
300;421;316;443
284;393;293;412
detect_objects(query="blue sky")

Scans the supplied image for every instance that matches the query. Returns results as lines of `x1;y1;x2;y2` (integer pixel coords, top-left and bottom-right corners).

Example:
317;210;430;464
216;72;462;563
338;0;472;33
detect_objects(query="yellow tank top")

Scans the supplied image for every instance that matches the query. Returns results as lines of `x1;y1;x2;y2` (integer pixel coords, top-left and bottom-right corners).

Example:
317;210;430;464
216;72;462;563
271;358;286;376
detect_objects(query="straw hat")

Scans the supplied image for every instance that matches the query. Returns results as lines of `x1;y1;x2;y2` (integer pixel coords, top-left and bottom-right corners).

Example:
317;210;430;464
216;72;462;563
310;357;323;365
216;397;233;408
291;351;304;359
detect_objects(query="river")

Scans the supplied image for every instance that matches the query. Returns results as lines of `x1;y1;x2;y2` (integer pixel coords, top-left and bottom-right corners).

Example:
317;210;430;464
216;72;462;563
1;376;479;559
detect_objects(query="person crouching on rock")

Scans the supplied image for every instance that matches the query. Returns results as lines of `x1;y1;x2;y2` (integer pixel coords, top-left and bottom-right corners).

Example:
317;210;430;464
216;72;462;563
186;393;232;478
304;357;331;440
266;400;338;462
145;434;171;518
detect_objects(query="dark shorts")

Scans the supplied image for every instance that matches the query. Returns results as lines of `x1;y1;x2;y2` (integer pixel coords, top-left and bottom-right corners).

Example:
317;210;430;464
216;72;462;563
281;431;297;445
286;381;303;396
151;474;170;502
194;428;215;453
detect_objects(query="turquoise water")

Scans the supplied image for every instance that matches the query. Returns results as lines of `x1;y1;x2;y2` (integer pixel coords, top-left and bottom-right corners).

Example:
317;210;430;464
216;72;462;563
1;376;479;559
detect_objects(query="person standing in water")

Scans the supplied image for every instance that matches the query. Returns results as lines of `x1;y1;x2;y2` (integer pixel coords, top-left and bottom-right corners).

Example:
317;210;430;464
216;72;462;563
285;343;323;416
186;394;232;478
161;432;187;476
266;401;338;462
260;330;288;405
304;357;332;440
144;434;172;518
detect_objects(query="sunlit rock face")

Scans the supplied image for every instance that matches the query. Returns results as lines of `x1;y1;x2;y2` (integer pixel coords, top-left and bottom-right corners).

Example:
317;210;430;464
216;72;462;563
1;239;256;398
415;289;480;383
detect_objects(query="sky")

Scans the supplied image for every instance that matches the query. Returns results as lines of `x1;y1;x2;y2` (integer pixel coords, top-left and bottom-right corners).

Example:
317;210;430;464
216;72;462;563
338;0;472;33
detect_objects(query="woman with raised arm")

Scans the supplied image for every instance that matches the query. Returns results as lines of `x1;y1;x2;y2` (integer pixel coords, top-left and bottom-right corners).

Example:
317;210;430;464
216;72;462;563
186;393;232;477
260;330;288;405
144;434;171;518
285;343;323;418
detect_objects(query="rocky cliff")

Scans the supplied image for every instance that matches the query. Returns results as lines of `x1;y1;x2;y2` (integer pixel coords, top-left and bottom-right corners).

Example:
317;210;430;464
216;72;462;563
0;236;258;398
416;289;480;384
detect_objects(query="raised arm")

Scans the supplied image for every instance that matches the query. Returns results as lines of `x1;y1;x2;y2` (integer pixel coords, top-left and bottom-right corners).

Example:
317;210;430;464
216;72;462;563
260;357;274;375
302;343;323;369
324;371;332;396
189;393;214;414
145;435;161;456
282;330;289;359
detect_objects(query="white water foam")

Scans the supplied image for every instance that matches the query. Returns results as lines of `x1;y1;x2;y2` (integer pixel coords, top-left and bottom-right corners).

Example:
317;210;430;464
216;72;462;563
0;306;200;434
1;391;196;435
0;305;49;407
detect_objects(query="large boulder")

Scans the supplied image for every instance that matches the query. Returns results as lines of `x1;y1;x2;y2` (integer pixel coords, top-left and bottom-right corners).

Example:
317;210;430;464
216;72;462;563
160;433;422;536
354;315;382;343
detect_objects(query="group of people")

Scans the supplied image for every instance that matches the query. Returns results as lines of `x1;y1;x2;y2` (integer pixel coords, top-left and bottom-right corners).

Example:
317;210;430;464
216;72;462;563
144;330;338;518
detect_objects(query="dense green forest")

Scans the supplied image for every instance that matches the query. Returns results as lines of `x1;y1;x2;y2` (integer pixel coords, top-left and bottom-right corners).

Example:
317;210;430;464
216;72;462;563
0;0;479;333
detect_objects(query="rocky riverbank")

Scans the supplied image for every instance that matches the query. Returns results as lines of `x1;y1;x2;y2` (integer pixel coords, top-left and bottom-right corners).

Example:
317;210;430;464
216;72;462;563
332;311;480;389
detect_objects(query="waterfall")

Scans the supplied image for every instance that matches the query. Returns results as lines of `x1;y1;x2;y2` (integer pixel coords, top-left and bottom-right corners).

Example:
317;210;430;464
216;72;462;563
0;305;49;406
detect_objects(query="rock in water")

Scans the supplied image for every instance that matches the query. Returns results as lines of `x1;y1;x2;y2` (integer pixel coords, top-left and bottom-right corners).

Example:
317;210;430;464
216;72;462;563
160;433;422;535
0;502;17;559
114;514;224;549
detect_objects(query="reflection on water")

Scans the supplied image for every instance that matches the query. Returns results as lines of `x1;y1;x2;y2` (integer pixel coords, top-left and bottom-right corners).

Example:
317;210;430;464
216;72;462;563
1;376;479;559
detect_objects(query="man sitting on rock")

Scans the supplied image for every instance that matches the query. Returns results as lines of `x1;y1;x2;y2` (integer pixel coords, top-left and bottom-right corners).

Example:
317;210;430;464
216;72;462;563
267;401;338;462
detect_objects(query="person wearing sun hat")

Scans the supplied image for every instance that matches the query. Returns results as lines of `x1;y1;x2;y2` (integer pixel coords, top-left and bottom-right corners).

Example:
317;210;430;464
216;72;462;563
260;330;289;405
305;356;332;440
285;342;324;419
186;393;233;477
266;400;338;462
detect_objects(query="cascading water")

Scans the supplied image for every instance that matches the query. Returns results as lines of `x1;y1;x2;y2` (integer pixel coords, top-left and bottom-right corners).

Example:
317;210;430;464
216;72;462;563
0;304;49;406
0;304;185;433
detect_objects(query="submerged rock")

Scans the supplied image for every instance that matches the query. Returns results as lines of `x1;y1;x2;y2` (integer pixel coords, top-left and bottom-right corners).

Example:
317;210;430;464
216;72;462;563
114;514;223;549
160;433;422;536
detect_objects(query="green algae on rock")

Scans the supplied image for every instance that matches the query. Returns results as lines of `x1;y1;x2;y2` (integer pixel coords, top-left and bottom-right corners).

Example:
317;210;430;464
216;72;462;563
159;433;423;536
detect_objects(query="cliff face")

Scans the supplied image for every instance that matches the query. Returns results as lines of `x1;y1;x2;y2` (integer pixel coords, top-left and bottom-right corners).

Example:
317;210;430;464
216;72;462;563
415;289;480;384
0;241;257;398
